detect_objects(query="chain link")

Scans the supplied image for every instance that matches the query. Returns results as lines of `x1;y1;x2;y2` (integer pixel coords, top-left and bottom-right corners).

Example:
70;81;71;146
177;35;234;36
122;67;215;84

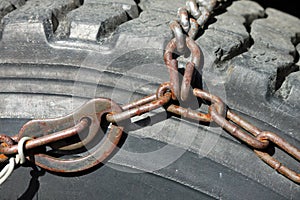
0;118;90;156
106;92;172;123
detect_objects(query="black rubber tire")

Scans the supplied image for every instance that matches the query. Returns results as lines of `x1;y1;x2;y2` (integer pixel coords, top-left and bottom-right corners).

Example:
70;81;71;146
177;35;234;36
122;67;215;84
0;0;299;199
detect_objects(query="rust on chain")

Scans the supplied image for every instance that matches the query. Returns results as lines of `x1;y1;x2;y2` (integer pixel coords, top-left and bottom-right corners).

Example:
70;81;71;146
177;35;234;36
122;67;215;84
193;88;225;115
164;38;180;99
188;18;199;39
255;150;300;183
256;131;300;168
0;98;125;173
197;7;210;27
121;94;157;111
182;37;201;101
17;98;114;151
224;110;299;181
164;37;201;101
186;0;201;19
27;98;124;173
106;92;172;123
0;134;14;162
178;7;190;33
167;87;225;123
226;110;262;136
107;83;173;123
156;82;172;99
210;106;269;149
186;37;201;68
193;89;300;183
33;124;123;173
256;132;300;159
167;104;211;122
214;105;300;183
255;131;300;183
166;0;220;101
181;62;195;101
0;118;90;156
169;21;185;53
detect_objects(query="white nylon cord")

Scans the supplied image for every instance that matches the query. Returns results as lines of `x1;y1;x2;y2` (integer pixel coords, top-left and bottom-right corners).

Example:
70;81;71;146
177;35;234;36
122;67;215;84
0;137;32;185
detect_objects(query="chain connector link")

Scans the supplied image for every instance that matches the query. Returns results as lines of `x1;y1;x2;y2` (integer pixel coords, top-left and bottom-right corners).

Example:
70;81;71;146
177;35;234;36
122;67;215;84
167;88;225;123
107;83;172;123
211;107;270;149
164;37;201;101
255;131;300;183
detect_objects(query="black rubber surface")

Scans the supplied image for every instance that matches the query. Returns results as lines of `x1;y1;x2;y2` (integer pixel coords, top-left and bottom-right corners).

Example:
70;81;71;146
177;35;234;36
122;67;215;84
0;0;299;199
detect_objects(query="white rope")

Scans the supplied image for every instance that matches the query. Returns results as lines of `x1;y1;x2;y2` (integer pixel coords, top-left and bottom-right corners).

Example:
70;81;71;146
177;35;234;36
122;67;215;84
0;137;32;185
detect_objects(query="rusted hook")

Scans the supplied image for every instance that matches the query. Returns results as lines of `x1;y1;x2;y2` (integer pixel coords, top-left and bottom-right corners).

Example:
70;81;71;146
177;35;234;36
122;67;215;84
15;98;124;173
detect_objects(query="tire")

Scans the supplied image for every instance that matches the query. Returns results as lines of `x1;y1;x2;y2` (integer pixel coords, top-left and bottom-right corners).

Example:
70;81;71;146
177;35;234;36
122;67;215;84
0;0;299;199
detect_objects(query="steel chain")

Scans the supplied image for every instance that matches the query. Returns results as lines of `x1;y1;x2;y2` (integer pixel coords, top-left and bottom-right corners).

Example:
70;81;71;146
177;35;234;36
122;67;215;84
0;0;299;185
164;0;300;183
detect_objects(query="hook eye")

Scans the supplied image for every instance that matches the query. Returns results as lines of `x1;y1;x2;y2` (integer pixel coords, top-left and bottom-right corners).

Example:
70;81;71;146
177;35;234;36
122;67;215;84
18;98;124;173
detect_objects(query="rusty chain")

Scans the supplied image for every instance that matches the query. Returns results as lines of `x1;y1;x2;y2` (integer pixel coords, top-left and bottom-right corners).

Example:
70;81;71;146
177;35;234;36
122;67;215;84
0;0;299;185
164;0;299;183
